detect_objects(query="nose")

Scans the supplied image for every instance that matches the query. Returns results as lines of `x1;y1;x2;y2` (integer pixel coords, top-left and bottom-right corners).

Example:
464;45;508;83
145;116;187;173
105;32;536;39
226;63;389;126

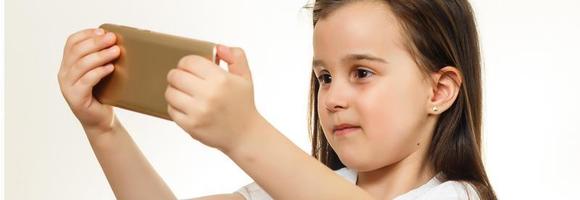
323;80;350;113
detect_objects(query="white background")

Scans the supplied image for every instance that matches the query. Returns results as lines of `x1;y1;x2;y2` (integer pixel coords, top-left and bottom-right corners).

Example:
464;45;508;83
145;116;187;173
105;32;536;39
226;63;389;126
3;0;580;199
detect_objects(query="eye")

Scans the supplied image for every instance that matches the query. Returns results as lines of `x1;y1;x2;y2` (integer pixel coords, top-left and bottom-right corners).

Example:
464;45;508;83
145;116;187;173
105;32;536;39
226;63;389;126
317;71;332;85
353;67;374;79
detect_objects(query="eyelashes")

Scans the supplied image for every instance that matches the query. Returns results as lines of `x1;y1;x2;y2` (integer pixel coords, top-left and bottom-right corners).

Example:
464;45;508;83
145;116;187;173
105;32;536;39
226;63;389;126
317;73;332;84
316;67;375;85
355;68;373;79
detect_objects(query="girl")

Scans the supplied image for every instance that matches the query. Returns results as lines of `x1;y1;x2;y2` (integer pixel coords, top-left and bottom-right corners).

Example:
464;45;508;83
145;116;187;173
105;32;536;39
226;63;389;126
57;0;496;199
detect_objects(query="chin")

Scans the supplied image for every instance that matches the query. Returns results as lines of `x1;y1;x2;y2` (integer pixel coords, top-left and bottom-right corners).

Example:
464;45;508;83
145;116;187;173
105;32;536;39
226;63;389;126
337;150;405;172
342;162;379;172
336;150;381;172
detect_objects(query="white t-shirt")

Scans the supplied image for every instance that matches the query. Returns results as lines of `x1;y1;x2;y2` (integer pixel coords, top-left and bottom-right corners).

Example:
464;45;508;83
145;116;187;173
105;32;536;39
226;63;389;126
236;168;480;200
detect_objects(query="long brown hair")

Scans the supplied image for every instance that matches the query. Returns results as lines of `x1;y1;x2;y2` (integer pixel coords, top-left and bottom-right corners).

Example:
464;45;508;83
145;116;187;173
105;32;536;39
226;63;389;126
306;0;496;199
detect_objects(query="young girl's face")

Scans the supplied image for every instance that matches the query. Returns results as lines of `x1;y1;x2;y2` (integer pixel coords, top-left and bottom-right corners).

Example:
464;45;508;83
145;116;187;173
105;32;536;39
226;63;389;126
313;1;434;172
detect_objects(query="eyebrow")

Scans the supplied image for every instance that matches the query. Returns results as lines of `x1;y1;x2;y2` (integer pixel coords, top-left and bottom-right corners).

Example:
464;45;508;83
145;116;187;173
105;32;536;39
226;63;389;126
312;53;388;69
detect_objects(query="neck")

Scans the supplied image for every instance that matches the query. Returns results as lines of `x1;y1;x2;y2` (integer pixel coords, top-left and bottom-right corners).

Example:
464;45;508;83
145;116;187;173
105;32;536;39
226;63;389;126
357;149;436;200
356;114;439;200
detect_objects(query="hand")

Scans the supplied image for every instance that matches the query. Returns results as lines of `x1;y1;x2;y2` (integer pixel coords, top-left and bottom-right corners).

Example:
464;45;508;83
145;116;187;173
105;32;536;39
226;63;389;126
165;45;263;152
57;28;121;133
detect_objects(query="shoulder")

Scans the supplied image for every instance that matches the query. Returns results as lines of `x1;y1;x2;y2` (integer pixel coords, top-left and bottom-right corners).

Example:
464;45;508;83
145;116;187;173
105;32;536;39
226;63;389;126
417;180;480;200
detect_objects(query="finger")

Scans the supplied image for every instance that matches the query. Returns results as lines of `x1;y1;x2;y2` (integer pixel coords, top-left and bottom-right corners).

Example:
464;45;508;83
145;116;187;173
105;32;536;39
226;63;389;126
60;28;105;76
67;32;117;67
177;55;225;80
64;28;104;53
164;85;197;115
216;45;252;81
73;64;115;96
166;68;205;97
68;45;120;86
167;104;188;123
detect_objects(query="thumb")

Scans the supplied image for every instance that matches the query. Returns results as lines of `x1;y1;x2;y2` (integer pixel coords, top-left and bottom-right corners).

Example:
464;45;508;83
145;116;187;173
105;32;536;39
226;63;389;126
216;44;252;81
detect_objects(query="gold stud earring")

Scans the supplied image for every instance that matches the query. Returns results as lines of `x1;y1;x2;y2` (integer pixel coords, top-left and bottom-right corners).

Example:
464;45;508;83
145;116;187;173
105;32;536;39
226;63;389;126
432;106;439;112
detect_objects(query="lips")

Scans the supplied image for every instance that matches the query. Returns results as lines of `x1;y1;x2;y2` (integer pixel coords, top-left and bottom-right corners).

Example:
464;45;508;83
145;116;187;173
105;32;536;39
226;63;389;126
332;124;361;136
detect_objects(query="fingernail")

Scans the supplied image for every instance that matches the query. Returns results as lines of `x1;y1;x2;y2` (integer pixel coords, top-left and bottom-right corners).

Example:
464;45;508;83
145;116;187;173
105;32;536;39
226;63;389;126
95;28;105;35
105;32;114;40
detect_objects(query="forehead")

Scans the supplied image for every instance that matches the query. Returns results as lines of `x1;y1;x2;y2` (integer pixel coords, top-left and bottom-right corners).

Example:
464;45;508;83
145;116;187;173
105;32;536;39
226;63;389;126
313;1;405;64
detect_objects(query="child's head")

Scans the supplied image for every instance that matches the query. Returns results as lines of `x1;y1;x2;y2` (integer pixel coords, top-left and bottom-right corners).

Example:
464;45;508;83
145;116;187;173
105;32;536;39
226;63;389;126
307;0;495;198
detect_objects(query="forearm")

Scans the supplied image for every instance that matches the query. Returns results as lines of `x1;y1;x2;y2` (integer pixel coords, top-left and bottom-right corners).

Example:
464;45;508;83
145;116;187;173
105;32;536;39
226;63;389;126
224;116;373;200
84;116;176;200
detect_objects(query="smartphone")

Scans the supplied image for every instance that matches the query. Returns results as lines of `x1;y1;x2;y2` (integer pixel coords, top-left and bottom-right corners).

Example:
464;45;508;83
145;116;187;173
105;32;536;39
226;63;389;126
93;23;218;120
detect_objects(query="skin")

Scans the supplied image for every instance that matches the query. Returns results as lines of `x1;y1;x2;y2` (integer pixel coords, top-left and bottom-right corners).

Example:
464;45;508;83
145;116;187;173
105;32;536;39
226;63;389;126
57;28;371;200
58;29;177;200
313;2;463;199
57;1;462;200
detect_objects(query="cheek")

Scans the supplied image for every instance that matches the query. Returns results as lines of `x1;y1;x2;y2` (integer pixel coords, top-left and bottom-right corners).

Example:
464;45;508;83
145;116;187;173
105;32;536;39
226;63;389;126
359;79;425;134
356;78;429;163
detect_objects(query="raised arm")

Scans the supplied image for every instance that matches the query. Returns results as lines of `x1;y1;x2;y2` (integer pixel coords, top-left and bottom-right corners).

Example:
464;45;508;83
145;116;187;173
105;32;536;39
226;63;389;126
86;117;177;200
58;28;176;200
226;116;373;200
165;46;374;200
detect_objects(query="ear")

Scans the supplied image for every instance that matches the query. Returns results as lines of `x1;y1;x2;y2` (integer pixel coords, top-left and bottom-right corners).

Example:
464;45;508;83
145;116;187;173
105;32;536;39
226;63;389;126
428;66;463;115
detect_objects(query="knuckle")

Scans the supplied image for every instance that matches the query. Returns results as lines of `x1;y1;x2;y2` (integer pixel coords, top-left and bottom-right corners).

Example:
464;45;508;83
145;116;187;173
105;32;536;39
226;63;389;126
178;55;204;69
166;70;175;83
98;47;111;58
104;46;119;58
97;33;113;46
167;105;174;116
65;29;91;47
165;87;174;101
168;70;183;86
66;34;75;43
69;43;82;56
231;47;246;57
94;48;113;62
70;38;89;54
178;55;196;67
65;33;78;46
92;36;102;46
76;56;91;69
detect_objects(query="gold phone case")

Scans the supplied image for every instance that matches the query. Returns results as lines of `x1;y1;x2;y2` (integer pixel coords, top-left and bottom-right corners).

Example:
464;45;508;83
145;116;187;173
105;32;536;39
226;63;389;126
93;23;217;120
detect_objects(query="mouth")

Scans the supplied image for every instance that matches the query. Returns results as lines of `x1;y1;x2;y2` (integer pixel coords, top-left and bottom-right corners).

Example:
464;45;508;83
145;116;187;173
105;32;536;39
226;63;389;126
332;124;361;136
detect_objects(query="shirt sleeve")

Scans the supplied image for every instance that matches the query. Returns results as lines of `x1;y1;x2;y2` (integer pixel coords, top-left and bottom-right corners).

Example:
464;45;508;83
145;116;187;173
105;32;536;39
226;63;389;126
417;181;481;200
235;182;273;200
